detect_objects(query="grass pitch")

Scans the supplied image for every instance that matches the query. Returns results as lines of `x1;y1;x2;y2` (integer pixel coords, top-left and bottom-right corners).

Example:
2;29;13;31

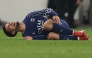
0;28;92;58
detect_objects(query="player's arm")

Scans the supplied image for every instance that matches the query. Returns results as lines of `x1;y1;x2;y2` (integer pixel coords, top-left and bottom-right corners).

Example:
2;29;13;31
24;35;47;40
30;8;58;17
24;33;59;40
30;8;61;24
32;35;47;40
26;8;61;24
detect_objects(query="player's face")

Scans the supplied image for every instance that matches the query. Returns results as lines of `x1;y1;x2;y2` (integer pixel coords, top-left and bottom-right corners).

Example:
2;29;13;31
5;22;19;32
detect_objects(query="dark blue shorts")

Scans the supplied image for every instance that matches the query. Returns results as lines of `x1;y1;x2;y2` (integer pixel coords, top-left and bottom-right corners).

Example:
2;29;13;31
60;19;69;28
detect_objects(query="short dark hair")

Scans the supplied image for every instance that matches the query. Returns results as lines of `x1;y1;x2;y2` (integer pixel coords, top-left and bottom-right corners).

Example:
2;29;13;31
2;25;17;37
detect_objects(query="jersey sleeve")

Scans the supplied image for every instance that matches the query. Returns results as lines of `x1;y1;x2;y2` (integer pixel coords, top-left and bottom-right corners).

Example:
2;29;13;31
28;8;58;17
32;35;47;40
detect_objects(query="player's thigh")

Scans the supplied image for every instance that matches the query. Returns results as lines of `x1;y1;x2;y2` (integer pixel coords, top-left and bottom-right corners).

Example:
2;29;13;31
43;19;54;30
44;19;54;25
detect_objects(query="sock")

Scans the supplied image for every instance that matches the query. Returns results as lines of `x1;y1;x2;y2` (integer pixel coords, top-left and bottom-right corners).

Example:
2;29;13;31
52;23;73;35
59;34;78;40
32;35;47;40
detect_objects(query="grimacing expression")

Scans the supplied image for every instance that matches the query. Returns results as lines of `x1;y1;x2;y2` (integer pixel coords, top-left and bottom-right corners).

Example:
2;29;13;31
5;22;19;33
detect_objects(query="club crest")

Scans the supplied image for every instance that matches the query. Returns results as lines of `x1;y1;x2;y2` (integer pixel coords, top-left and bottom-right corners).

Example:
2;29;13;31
30;18;35;22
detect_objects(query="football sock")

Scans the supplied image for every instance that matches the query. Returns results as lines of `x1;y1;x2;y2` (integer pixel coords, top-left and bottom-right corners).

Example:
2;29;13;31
52;23;73;35
59;34;78;40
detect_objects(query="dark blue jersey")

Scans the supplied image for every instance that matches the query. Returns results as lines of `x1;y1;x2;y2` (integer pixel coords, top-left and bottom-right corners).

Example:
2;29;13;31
22;8;58;38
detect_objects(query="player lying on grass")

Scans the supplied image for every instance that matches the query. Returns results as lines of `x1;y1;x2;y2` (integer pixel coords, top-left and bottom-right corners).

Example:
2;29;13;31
2;8;89;40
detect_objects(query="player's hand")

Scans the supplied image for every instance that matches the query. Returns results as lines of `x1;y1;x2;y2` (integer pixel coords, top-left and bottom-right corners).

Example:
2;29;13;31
24;36;33;40
52;16;61;25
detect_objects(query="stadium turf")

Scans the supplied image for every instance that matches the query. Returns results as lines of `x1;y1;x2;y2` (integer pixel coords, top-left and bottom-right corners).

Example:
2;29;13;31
0;28;92;58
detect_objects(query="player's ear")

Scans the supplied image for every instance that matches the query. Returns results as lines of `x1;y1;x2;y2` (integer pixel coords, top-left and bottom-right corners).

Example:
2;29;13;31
12;31;16;35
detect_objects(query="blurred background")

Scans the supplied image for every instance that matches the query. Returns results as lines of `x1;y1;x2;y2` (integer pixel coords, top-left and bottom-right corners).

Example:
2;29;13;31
0;0;92;28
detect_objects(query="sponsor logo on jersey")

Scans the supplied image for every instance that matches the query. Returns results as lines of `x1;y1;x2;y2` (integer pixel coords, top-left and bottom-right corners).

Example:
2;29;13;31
37;20;44;34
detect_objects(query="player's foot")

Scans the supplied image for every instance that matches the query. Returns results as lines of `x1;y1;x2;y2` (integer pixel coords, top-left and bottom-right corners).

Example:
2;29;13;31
73;30;85;37
78;35;89;40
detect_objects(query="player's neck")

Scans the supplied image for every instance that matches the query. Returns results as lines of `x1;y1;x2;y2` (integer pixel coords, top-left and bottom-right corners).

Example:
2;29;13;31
18;22;26;33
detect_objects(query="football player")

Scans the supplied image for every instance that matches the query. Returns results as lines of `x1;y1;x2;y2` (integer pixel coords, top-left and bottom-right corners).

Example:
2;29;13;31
3;8;89;40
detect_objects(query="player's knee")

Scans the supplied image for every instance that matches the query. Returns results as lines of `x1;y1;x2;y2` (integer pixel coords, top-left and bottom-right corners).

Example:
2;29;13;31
43;22;52;30
47;32;59;40
47;33;53;40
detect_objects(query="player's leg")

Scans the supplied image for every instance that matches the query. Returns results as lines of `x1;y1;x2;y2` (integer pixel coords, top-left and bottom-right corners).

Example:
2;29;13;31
43;19;85;37
47;32;89;40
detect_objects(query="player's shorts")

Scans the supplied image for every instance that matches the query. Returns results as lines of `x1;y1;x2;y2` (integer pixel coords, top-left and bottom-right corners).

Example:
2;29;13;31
60;19;69;28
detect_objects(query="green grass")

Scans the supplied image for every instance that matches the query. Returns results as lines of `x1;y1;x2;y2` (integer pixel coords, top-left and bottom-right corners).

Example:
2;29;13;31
0;28;92;58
